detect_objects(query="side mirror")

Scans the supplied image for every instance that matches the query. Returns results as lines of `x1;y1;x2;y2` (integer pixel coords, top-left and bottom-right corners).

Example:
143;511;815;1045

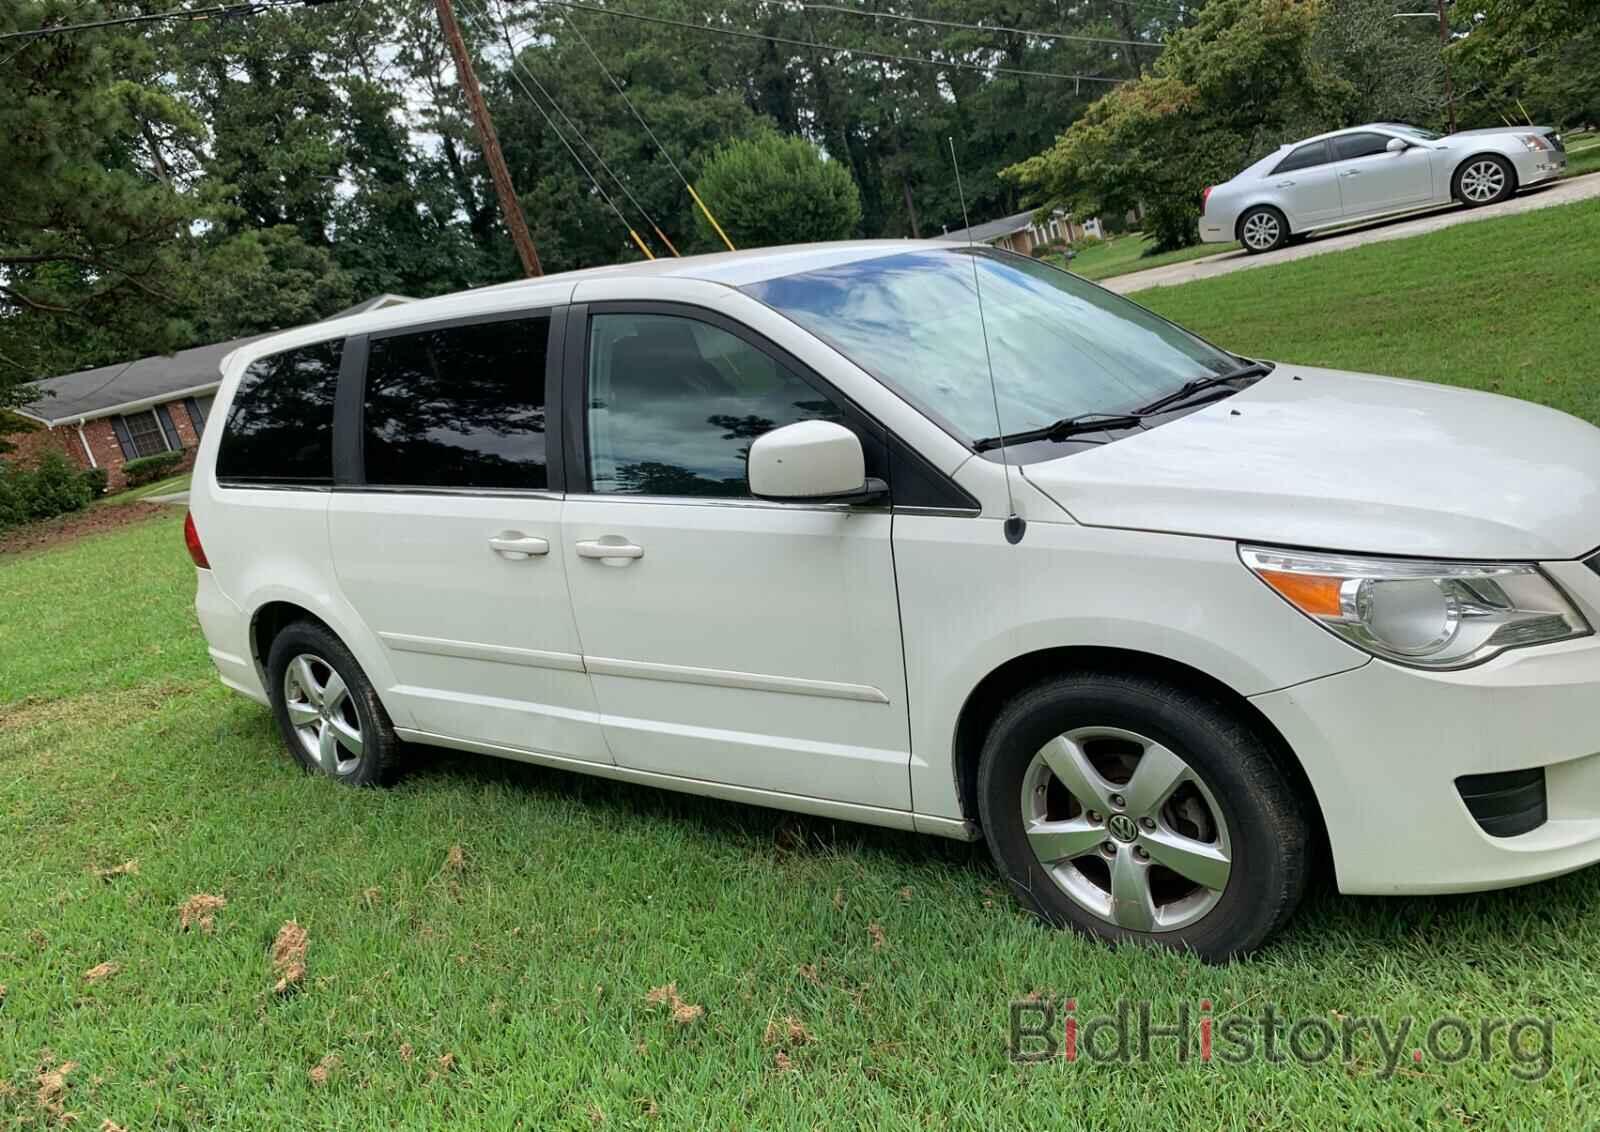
748;420;886;504
1386;137;1408;154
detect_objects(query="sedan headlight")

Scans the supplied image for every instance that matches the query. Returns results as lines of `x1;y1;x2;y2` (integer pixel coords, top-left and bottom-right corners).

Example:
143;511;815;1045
1240;546;1590;669
1517;133;1552;152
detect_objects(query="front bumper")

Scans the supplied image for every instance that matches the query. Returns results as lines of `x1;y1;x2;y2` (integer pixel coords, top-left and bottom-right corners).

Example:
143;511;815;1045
1511;147;1567;188
1252;556;1600;894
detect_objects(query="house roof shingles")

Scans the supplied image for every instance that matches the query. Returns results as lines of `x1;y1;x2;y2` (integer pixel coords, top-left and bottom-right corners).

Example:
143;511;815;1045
19;293;411;427
938;210;1039;244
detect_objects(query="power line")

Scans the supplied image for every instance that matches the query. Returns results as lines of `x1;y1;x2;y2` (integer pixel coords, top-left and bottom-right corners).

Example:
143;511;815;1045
455;0;657;258
467;0;677;254
543;1;1126;84
0;0;348;43
554;3;737;249
736;0;1162;50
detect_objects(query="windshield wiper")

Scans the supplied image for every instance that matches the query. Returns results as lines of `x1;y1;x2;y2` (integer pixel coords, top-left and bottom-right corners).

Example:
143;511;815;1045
1133;360;1274;417
972;412;1144;453
970;361;1274;454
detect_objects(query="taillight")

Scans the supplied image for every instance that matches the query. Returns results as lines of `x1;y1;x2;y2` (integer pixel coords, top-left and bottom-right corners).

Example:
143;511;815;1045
183;509;210;569
1202;185;1213;209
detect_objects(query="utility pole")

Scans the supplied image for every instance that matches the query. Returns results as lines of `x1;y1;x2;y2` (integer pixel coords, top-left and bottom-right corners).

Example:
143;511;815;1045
433;0;542;277
1435;0;1458;134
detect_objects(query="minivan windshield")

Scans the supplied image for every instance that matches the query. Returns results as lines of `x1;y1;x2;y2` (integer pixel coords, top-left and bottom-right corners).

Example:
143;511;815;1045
742;248;1240;444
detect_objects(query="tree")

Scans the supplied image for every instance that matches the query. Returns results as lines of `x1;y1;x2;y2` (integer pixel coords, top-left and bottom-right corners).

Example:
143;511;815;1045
1004;0;1339;251
1450;0;1600;131
695;132;862;248
1312;0;1447;129
0;2;207;398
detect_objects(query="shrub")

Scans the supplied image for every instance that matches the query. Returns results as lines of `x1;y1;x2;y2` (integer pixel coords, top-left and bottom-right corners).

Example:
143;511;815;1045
123;450;184;487
83;467;109;497
0;451;93;531
694;132;862;249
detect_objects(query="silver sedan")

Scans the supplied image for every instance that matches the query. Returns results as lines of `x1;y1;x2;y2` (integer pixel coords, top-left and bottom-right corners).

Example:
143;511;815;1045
1200;122;1568;254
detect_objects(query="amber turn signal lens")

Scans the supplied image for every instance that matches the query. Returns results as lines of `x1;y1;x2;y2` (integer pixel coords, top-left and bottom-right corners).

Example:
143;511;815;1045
1257;569;1342;617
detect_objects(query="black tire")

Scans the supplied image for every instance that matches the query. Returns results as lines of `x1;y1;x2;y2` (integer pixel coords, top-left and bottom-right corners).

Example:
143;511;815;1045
1236;206;1289;254
976;672;1309;961
1453;154;1516;207
265;620;402;786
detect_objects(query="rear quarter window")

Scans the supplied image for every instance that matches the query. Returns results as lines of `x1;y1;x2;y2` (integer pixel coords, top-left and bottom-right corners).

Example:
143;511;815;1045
215;339;343;485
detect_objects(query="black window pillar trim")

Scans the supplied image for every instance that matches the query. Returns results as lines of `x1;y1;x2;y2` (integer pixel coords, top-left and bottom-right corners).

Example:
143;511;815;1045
561;302;589;493
545;305;568;495
333;333;368;488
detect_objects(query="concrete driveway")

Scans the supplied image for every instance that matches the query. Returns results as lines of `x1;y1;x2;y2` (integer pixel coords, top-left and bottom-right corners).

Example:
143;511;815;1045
1103;173;1600;294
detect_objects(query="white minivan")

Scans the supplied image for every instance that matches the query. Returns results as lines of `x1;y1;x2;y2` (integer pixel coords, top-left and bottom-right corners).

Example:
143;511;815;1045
187;242;1600;959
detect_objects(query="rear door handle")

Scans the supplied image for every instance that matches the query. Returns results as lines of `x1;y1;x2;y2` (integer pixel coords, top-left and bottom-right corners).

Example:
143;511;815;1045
1340;170;1360;177
488;533;550;560
1274;180;1296;188
575;538;644;562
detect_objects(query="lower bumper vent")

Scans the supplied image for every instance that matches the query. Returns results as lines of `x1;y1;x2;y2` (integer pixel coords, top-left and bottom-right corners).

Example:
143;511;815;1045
1455;768;1548;838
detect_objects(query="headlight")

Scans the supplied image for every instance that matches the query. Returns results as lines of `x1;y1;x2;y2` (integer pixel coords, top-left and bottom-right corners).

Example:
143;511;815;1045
1517;133;1551;152
1240;546;1590;669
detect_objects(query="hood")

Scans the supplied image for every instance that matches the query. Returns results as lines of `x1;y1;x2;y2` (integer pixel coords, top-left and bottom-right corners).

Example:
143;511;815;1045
1021;365;1600;560
1449;125;1555;139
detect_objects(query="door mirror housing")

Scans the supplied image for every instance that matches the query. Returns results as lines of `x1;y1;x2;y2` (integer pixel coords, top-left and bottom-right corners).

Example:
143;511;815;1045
1386;137;1408;154
748;420;886;503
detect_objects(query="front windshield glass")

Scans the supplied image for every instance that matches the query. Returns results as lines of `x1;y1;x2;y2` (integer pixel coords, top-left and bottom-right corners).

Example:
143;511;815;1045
1386;123;1442;141
742;248;1238;443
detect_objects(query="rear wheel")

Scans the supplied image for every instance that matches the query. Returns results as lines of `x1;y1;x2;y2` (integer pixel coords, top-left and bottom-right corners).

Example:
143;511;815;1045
266;621;402;786
1454;155;1515;206
1237;206;1289;254
976;672;1310;961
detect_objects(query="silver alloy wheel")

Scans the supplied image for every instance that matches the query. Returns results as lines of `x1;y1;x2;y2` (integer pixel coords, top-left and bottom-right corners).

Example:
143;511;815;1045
1020;726;1232;933
1241;211;1280;251
1460;159;1507;203
282;653;364;776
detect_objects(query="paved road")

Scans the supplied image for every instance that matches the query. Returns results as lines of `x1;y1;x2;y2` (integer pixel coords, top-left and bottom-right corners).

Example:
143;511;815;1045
1102;173;1600;294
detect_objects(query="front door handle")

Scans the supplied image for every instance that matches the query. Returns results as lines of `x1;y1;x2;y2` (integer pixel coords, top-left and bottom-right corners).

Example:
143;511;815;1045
488;533;550;560
1340;169;1360;177
575;538;645;563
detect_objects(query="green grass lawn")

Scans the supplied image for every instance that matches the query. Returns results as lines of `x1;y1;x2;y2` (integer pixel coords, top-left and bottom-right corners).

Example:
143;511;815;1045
1137;195;1600;427
7;202;1600;1128
1065;232;1238;282
1562;143;1600;179
103;471;192;505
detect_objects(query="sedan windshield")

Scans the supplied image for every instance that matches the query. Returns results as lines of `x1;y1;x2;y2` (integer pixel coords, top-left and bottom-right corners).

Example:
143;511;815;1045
742;248;1239;444
1385;123;1443;141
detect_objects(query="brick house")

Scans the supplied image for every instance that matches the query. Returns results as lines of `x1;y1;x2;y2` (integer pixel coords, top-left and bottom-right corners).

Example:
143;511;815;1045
13;294;410;491
940;208;1100;255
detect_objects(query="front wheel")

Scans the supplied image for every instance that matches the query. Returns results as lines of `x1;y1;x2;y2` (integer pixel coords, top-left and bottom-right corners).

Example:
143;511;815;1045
976;672;1310;961
1237;206;1289;254
1454;155;1515;207
266;620;402;786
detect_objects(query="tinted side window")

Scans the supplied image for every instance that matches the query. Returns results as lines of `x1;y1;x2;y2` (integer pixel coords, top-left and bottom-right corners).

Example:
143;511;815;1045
216;340;342;484
586;313;843;498
1333;132;1393;161
1271;141;1328;174
362;317;550;490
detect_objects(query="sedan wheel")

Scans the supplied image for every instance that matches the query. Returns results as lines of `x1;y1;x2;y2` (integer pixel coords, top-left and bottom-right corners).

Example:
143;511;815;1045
1021;726;1230;933
1456;157;1513;206
1238;207;1287;254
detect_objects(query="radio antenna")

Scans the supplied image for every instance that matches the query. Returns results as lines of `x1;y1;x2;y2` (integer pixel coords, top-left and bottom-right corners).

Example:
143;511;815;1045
949;137;1025;545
